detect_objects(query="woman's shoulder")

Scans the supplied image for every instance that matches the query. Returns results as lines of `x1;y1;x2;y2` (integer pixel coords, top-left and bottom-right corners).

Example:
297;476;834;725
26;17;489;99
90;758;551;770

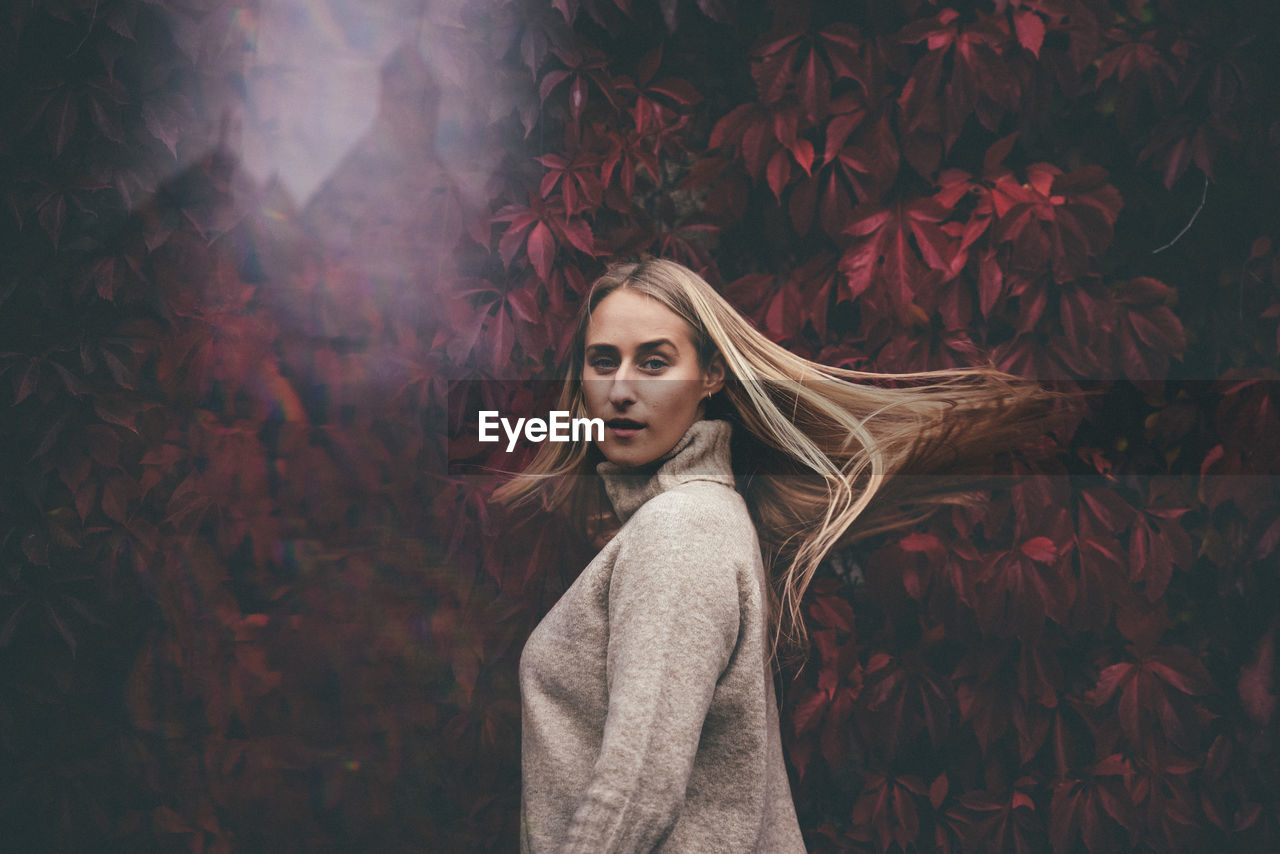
609;483;758;603
623;481;755;545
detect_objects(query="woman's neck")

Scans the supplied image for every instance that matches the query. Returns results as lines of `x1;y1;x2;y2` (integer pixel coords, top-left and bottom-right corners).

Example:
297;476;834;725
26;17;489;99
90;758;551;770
597;419;735;523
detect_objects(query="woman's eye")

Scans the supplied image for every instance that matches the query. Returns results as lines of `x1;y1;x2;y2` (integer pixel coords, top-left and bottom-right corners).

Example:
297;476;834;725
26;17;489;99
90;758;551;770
589;358;616;371
640;358;668;371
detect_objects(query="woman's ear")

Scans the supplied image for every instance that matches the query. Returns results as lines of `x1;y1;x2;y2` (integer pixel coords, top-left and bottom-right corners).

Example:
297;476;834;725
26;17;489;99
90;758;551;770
703;353;726;397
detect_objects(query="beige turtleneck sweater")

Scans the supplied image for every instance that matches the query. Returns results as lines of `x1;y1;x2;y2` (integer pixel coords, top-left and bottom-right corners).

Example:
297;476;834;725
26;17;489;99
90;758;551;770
519;419;806;853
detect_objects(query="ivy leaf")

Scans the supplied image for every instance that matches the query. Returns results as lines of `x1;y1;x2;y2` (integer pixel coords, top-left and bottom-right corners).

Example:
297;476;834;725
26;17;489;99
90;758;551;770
36;191;67;249
551;0;578;24
540;45;617;125
526;221;555;281
792;687;830;736
620;45;702;134
1050;774;1131;854
863;653;952;752
1020;536;1059;563
751;21;867;122
493;194;595;282
898;9;1020;168
850;772;929;852
1088;646;1215;744
841;196;954;319
93;394;140;434
1014;10;1046;58
709;101;808;184
13;358;40;404
45;89;78;158
804;108;898;236
43;602;77;658
1112;277;1187;383
808;590;855;633
973;542;1075;637
141;100;184;158
1237;623;1277;726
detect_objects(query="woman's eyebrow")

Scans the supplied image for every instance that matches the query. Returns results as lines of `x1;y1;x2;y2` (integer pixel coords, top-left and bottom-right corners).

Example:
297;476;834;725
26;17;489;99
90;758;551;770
585;339;677;353
636;338;677;351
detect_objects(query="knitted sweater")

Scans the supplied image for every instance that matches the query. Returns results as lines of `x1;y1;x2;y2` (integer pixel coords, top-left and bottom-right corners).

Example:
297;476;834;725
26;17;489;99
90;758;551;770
519;419;806;853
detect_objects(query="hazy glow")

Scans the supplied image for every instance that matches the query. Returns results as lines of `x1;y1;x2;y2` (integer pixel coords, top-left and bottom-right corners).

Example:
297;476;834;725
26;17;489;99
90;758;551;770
238;0;453;205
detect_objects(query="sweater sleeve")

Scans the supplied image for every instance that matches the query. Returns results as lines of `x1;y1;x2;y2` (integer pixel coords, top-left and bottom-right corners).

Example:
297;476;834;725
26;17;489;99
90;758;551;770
562;491;742;853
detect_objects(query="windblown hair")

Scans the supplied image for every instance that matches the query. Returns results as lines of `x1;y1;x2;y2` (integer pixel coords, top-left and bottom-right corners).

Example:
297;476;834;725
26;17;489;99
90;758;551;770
492;259;1069;661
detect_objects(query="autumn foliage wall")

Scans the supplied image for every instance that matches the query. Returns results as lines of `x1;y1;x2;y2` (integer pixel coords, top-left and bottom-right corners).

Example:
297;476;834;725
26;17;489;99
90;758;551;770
2;0;1279;851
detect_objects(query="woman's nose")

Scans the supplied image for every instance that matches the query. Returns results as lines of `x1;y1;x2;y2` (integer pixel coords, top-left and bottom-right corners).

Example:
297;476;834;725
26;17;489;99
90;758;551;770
607;364;636;407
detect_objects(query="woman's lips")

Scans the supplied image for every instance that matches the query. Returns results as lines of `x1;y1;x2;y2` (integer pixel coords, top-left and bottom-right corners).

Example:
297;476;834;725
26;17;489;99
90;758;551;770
606;419;645;438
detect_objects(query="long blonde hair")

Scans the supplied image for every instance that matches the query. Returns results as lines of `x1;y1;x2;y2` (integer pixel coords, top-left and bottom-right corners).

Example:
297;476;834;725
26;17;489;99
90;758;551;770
492;259;1068;660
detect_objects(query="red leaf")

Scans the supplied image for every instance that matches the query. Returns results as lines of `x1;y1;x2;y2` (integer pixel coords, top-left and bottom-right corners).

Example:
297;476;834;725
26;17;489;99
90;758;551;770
525;222;555;281
444;296;488;365
790;138;814;175
984;132;1019;174
38;193;66;249
1146;650;1213;696
94;395;139;433
1020;536;1058;563
1090;662;1135;706
102;474;129;523
488;303;515;369
636;44;662;84
840;197;948;319
558;217;595;256
1014;11;1046;57
141;101;181;158
496;220;533;269
539;70;570;103
977;251;1003;317
569;76;588;123
751;35;800;103
74;479;97;521
740;119;771;177
766;148;791;201
1091;754;1130;777
13;359;40;404
1079;487;1132;534
789;173;819;234
824;109;865;162
551;0;577;23
1161;136;1191;189
1254;516;1280;561
506;287;541;324
709;103;754;149
799;46;831;122
930;773;949;810
45;90;78;158
909;217;957;275
1235;803;1263;832
809;595;856;632
723;272;777;317
900;532;944;555
764;283;803;342
794;688;830;735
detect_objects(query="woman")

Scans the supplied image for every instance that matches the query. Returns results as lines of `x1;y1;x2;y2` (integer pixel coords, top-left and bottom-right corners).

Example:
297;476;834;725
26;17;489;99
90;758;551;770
494;259;1064;852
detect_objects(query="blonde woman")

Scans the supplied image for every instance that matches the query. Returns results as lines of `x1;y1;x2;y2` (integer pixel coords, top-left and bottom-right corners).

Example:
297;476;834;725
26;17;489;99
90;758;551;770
494;258;1064;853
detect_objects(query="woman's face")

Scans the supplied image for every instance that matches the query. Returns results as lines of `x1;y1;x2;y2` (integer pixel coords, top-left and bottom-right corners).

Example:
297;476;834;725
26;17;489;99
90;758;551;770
582;289;725;468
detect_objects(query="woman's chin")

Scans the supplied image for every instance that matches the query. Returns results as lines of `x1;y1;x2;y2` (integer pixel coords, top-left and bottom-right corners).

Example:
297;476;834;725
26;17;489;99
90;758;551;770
598;440;658;469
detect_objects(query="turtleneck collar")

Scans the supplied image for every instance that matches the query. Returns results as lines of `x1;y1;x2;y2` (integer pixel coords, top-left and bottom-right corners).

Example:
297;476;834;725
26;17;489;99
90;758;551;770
597;419;736;523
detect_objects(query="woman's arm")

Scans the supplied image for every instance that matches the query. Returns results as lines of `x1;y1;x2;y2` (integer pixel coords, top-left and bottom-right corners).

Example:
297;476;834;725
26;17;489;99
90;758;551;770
562;490;742;853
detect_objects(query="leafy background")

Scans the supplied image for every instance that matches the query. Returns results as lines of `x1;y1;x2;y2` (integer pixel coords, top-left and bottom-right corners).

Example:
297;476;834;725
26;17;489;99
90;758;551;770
2;0;1278;851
